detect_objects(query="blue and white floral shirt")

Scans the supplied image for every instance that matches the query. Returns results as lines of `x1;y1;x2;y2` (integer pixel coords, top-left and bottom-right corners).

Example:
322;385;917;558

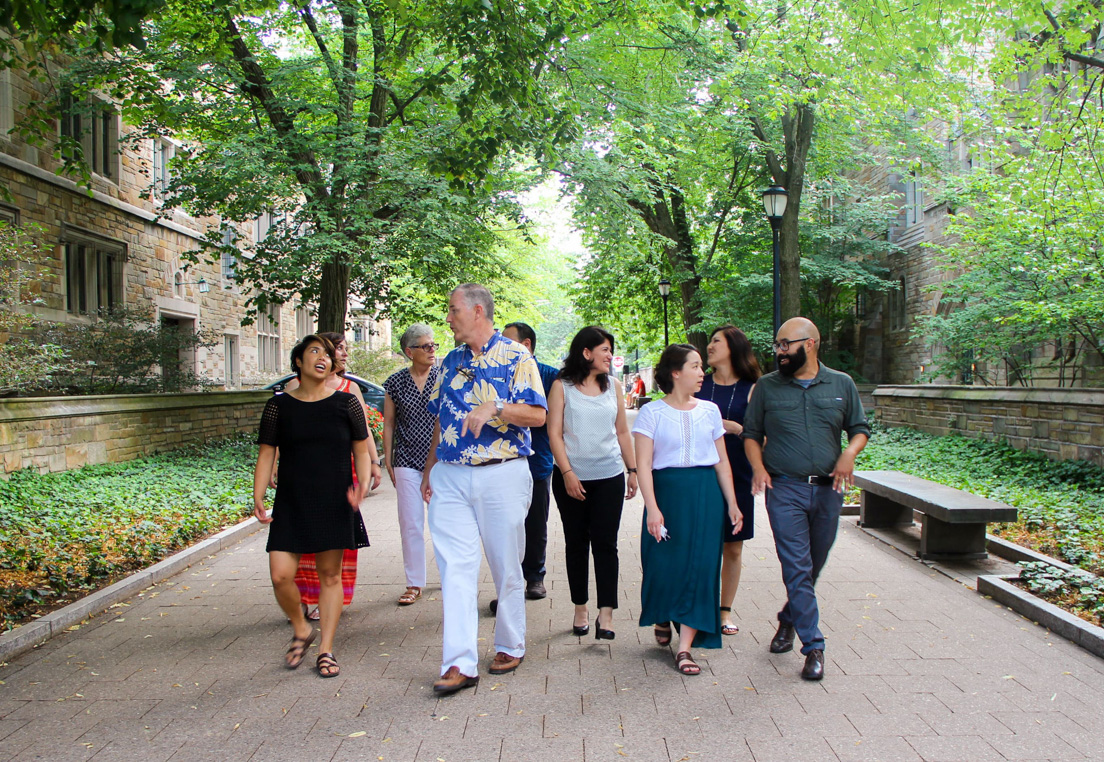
427;331;548;465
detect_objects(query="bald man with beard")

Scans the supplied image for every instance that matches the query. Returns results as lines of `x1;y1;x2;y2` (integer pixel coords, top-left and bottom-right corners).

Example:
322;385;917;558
742;318;870;681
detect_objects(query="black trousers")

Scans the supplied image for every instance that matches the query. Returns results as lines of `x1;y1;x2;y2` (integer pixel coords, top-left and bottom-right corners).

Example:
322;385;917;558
551;468;625;609
522;477;550;582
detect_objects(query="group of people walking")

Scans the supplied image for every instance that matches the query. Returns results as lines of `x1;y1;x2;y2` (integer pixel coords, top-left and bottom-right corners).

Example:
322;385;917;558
252;283;869;688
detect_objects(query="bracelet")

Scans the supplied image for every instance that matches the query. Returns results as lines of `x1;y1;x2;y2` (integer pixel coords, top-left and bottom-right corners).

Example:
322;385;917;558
626;467;638;474
562;469;573;475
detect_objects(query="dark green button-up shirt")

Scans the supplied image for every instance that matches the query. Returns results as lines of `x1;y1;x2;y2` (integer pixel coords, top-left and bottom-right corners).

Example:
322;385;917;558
742;363;870;478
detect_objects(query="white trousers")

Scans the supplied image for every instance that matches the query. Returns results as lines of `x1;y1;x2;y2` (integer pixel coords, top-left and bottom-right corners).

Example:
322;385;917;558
394;467;428;588
427;458;532;677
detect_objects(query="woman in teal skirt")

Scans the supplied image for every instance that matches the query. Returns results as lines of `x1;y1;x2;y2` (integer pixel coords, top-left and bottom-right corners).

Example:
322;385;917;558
632;344;741;675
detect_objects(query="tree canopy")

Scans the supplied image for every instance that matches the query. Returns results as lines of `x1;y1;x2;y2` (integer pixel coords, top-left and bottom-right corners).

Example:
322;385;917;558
14;0;1104;381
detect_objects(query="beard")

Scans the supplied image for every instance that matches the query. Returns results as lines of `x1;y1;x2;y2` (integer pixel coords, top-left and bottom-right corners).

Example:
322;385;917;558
777;345;807;377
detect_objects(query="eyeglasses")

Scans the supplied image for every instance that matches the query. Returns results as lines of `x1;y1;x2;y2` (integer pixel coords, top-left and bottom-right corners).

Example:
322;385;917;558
773;337;811;352
456;365;475;381
410;342;439;352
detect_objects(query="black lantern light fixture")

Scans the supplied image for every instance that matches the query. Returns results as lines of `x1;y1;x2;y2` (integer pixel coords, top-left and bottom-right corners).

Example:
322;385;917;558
180;277;211;293
761;185;789;335
658;278;671;347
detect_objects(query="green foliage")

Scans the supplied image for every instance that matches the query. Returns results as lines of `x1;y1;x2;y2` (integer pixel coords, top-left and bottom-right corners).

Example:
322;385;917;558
56;0;601;330
345;345;407;385
859;425;1104;578
40;308;219;395
0;222;69;395
0;435;259;629
1018;561;1104;626
549;0;946;359
0;0;161;53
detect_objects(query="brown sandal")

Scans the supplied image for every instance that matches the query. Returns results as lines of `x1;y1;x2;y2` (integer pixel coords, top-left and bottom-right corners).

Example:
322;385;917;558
398;586;422;606
675;651;700;676
654;623;672;646
316;652;340;678
285;629;316;669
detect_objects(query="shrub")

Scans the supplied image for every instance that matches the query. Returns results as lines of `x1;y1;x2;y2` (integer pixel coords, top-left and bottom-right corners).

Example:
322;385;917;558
40;307;220;395
0;435;260;629
345;345;406;384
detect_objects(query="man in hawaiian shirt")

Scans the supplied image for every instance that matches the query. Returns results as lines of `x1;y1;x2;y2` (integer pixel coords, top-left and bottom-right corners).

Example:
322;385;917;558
421;283;548;694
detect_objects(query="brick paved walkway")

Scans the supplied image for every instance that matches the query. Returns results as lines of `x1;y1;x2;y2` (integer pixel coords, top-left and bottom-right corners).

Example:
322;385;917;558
1;478;1102;761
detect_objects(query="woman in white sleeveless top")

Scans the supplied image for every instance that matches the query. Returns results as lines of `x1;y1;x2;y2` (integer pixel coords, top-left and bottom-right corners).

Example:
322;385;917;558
548;326;638;640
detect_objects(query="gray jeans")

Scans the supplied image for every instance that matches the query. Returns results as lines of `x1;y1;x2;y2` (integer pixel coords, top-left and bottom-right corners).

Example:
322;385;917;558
766;477;843;654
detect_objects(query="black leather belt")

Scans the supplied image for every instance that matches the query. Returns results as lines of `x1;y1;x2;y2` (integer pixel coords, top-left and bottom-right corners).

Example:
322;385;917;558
773;474;834;486
471;457;524;468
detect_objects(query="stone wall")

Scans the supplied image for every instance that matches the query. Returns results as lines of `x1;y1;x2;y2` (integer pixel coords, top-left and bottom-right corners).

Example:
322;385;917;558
874;385;1104;466
0;391;269;475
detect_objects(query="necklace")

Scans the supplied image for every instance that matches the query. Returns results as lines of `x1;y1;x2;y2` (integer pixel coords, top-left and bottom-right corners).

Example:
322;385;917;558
707;375;738;421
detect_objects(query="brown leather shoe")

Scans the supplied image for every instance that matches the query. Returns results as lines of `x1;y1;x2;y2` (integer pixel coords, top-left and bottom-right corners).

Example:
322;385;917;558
433;666;479;694
488;652;524;675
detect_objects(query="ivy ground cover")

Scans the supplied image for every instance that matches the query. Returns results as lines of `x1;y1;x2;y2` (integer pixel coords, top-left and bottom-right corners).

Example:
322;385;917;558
858;425;1104;625
0;435;257;630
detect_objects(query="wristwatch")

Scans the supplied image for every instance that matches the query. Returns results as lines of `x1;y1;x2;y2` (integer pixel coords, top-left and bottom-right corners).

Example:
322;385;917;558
494;398;505;415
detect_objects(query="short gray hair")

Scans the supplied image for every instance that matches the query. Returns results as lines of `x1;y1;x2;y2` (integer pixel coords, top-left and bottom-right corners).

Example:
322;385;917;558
399;323;434;353
452;283;494;321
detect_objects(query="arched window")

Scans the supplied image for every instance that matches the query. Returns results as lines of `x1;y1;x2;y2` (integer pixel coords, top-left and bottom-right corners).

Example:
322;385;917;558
173;270;184;298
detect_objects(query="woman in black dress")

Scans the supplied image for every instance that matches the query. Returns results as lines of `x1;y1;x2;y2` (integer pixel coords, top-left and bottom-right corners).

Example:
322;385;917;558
253;334;372;678
695;325;761;637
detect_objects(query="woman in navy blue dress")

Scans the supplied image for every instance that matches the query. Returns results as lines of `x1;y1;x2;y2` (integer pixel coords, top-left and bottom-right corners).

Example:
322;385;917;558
696;325;761;637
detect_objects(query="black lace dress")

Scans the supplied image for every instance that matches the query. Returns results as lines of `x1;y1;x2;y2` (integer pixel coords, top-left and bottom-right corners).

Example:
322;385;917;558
257;391;370;554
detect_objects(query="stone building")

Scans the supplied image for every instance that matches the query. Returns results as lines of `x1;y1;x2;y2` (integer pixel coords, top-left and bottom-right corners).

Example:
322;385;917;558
849;111;1104;388
844;157;958;386
0;64;389;390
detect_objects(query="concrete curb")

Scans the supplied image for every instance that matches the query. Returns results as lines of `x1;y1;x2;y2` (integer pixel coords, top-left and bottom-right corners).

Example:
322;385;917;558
0;515;263;663
977;574;1104;660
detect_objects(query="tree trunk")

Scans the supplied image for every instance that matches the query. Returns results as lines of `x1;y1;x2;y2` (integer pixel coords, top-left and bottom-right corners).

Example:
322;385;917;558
318;258;350;333
679;275;706;356
749;102;814;326
778;103;814;323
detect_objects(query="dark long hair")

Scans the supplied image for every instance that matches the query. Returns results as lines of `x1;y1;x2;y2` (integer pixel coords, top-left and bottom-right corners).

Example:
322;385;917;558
710;325;761;382
318;331;347;376
559;325;615;392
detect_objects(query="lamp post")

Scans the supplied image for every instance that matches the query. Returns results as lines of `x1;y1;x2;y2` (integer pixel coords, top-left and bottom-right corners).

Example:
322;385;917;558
761;185;789;336
658;278;671;347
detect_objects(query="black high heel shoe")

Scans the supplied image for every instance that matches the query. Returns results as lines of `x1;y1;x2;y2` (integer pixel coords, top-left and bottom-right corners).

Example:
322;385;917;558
595;615;615;640
572;621;589;636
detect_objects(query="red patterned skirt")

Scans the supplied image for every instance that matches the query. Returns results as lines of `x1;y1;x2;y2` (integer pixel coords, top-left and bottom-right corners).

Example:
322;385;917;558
296;451;359;605
295;549;358;606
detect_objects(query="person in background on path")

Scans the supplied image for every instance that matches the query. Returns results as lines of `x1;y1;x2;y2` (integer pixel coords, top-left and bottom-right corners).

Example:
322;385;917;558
696;325;761;637
383;324;440;606
742;317;870;681
548;326;638;640
486;322;559;614
420;284;548;695
630;373;646;408
254;334;373;678
633;344;740;675
282;331;382;621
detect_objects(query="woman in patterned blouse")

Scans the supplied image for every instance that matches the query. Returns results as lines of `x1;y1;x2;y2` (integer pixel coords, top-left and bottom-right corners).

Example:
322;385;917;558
383;324;440;606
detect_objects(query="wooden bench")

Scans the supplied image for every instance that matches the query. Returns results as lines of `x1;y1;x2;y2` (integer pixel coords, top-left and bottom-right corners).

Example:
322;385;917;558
854;470;1018;561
